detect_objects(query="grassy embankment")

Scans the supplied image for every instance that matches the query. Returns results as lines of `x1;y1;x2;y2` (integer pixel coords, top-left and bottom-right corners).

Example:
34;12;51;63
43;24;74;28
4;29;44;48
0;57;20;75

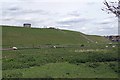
2;26;119;78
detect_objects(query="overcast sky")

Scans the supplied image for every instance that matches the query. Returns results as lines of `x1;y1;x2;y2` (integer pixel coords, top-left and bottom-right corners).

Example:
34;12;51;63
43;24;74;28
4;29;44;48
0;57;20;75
0;0;118;36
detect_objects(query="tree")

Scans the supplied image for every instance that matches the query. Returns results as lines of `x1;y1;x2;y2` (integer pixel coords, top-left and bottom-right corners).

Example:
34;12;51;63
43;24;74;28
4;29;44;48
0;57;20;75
102;0;120;35
102;0;120;17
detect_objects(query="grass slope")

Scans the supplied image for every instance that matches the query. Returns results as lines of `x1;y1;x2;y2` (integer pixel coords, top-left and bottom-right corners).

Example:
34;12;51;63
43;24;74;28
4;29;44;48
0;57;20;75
2;26;110;48
2;25;119;78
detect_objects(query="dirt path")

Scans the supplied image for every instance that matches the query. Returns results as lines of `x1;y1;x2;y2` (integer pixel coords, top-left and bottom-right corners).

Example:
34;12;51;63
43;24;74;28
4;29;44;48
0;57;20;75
80;34;94;43
0;48;13;51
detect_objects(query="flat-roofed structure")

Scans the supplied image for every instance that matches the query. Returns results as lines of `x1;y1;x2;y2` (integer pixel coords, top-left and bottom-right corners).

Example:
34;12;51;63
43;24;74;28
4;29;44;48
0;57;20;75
23;23;31;28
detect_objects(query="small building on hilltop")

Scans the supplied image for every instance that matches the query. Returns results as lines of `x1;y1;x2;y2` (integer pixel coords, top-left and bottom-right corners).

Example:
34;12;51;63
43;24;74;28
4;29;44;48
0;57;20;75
23;23;31;28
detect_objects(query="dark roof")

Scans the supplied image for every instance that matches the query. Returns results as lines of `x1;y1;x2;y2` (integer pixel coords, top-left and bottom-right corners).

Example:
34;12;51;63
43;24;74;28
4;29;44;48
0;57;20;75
23;23;31;25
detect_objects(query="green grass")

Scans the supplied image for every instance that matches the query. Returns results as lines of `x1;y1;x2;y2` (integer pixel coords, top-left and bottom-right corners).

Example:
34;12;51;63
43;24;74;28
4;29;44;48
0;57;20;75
3;62;118;78
86;35;109;43
1;25;119;78
2;26;110;48
2;48;119;78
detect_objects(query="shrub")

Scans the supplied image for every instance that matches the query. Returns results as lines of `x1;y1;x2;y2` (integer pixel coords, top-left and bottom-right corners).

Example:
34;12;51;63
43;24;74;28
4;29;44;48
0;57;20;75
2;62;30;70
109;63;120;73
3;72;23;78
87;62;100;68
88;52;118;62
81;44;84;47
69;58;88;64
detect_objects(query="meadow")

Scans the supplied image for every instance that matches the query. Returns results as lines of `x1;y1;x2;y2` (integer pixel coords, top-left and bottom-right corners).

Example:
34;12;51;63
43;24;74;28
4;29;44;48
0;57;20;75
1;26;119;78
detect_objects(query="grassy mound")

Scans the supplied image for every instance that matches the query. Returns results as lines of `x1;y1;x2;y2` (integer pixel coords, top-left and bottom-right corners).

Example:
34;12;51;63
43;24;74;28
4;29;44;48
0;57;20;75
2;25;110;48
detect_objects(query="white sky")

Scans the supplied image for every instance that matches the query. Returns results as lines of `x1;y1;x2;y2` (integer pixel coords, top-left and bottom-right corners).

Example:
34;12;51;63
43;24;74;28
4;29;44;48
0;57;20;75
0;0;118;35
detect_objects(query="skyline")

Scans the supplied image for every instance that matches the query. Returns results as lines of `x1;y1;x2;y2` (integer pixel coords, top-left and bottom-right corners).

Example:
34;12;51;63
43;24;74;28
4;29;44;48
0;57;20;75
0;0;118;36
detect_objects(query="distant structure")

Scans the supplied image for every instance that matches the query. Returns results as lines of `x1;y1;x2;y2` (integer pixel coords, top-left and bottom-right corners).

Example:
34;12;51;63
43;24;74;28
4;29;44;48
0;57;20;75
104;35;120;42
23;23;31;28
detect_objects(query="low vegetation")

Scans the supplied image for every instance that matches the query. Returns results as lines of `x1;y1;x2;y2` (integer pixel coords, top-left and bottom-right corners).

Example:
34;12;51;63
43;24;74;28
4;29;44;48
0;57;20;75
1;25;119;78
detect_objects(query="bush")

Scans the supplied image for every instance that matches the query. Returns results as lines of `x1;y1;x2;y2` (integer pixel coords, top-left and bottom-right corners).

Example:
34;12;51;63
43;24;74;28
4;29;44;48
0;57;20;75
109;63;120;73
81;44;84;47
88;52;118;62
15;55;36;64
3;72;23;78
87;62;100;68
69;58;88;64
2;62;30;70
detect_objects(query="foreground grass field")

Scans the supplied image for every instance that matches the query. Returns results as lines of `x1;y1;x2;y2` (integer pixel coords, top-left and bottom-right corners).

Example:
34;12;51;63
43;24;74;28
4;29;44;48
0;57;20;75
1;26;119;78
3;62;118;78
2;48;119;78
